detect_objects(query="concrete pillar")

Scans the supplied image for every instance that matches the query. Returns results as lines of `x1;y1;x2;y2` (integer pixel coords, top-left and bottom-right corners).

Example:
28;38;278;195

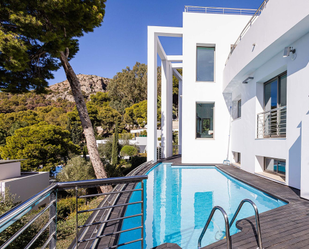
161;61;173;158
301;113;309;199
178;80;182;154
147;28;157;162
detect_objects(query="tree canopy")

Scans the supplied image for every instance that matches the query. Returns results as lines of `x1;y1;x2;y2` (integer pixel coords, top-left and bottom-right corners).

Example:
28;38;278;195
108;62;147;113
0;124;79;171
0;0;106;92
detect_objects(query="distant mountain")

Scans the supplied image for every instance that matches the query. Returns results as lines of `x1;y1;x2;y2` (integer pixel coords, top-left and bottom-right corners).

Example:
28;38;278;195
47;74;111;102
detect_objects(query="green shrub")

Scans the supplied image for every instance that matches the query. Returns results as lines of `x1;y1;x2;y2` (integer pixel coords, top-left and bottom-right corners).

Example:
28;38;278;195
56;156;95;182
120;145;138;157
0;190;47;248
57;197;85;220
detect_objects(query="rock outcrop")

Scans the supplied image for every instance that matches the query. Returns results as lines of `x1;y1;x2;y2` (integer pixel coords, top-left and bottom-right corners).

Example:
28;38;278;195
47;74;111;102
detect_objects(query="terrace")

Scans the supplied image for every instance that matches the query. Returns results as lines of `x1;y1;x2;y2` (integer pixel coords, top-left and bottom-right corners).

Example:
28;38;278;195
1;157;309;248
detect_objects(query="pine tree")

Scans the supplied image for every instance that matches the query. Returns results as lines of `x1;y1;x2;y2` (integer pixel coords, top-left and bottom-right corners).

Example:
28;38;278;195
0;1;111;192
111;121;119;166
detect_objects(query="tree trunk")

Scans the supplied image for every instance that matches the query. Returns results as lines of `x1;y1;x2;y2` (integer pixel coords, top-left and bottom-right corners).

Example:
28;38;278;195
60;51;112;193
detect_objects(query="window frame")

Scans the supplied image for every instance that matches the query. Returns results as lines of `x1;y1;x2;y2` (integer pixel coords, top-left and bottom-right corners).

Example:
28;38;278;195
196;45;216;83
264;157;286;178
195;102;215;139
263;71;287;110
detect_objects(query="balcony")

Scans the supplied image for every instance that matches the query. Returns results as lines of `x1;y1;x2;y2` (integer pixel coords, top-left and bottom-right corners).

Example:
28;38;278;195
257;106;286;138
184;6;256;15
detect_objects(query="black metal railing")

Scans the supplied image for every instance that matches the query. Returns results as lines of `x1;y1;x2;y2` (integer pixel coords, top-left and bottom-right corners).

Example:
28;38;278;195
0;173;148;249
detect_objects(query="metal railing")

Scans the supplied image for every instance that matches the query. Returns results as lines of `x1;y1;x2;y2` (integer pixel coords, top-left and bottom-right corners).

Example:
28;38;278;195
0;174;148;249
198;206;231;249
198;199;263;249
226;0;269;62
229;199;263;249
257;106;286;138
184;6;257;15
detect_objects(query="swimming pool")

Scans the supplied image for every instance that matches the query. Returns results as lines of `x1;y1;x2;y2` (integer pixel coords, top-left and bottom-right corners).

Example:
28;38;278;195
118;163;287;249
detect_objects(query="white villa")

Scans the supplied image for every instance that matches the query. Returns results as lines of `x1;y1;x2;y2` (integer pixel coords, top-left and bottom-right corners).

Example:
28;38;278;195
147;0;309;200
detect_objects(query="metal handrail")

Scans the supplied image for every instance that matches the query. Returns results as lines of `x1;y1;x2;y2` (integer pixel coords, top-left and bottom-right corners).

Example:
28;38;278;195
257;106;286;138
0;173;149;249
256;105;286;116
198;206;231;249
88;160;153;249
226;0;269;61
229;199;263;249
184;6;257;15
0;183;56;233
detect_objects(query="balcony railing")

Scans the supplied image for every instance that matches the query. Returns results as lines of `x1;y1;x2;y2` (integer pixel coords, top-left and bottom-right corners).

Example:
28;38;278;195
184;6;257;15
0;169;149;249
226;0;269;62
257;106;286;138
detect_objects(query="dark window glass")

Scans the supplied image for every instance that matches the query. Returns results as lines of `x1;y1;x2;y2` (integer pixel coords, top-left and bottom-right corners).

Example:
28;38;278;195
237;100;241;118
279;74;287;107
196;47;215;82
264;79;278;111
196;103;214;138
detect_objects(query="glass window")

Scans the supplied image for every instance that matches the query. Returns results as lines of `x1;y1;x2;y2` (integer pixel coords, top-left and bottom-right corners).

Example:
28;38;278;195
279;74;287;107
196;103;214;138
265;157;286;177
262;72;287;137
264;73;287;110
196;47;215;82
264;78;278;111
237;100;241;118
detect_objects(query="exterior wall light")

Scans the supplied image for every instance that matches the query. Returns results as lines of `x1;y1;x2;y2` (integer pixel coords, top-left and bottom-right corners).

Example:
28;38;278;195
242;77;254;84
283;47;296;57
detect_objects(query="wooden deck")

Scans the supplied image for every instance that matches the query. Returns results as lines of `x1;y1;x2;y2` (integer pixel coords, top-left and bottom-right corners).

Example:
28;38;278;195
201;164;309;249
75;156;309;248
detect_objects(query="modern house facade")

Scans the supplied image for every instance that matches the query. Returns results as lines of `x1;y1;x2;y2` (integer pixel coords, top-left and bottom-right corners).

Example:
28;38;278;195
147;0;309;200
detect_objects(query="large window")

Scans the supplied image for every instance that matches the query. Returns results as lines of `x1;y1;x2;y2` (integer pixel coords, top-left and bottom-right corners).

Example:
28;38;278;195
258;72;287;137
265;157;286;178
196;103;214;138
196;47;215;82
264;72;287;110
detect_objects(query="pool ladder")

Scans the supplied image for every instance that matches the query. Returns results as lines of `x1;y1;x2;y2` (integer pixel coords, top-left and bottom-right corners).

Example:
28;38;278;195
197;199;263;249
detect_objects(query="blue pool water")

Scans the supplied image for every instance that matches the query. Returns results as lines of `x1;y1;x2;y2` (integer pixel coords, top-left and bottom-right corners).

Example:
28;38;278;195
118;163;286;249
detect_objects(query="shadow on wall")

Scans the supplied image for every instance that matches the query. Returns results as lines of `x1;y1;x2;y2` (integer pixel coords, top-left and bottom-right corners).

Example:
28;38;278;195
288;121;301;189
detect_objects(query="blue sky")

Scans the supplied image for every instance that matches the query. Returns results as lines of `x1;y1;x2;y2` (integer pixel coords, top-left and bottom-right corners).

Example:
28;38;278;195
48;0;263;85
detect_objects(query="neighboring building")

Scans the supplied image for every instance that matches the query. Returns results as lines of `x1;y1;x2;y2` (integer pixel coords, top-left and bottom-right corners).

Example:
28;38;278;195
147;0;309;199
0;160;49;203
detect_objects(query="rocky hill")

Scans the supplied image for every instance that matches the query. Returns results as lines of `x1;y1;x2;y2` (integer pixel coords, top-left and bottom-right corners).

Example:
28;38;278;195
47;74;111;102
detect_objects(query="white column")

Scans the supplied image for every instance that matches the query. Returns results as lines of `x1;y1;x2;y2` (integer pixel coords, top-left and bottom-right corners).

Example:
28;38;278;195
161;61;173;158
147;28;157;162
178;80;182;154
301;113;309;199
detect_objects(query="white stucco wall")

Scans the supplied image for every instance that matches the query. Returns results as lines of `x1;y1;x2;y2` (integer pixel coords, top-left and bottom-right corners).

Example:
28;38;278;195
181;12;251;163
223;0;309;91
2;172;49;203
0;161;21;180
228;19;309;193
